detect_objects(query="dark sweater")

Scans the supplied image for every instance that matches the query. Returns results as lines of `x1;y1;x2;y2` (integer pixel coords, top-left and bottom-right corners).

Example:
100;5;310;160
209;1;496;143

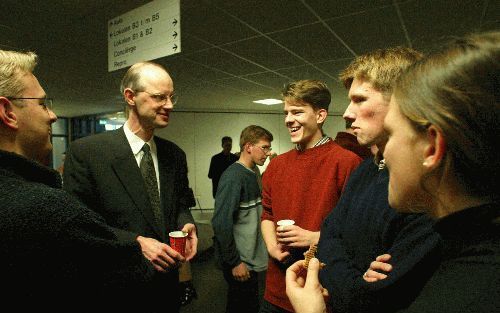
399;202;500;313
317;158;442;313
0;150;154;312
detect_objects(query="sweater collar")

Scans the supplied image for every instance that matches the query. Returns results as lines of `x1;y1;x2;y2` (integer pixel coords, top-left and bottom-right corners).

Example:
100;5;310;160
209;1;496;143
434;202;500;239
0;150;62;188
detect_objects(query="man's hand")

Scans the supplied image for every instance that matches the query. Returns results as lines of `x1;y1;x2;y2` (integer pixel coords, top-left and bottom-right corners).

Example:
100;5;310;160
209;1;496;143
182;223;198;261
268;242;291;263
276;225;320;248
136;236;184;272
363;254;392;282
232;262;251;282
286;258;328;313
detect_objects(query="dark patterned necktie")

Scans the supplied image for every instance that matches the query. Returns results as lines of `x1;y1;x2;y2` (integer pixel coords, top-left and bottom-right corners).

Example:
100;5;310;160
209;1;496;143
140;143;164;228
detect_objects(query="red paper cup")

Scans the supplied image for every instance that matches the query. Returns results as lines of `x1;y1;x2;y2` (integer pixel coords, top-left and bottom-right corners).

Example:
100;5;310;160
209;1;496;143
169;231;188;257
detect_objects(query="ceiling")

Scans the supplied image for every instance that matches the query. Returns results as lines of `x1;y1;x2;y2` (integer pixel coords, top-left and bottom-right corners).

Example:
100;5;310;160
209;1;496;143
1;0;498;118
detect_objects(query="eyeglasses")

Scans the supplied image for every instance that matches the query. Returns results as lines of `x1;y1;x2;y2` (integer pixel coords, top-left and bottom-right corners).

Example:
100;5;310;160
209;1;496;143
7;97;53;111
136;90;178;105
254;144;272;154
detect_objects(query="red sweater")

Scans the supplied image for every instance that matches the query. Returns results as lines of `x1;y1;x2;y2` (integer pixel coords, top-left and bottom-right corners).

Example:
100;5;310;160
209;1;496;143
261;140;362;311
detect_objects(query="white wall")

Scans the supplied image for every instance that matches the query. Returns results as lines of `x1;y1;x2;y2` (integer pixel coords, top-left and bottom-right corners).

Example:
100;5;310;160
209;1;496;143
155;111;345;210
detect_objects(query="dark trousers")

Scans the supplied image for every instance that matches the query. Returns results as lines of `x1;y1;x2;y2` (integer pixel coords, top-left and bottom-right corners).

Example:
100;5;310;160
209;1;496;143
223;267;265;313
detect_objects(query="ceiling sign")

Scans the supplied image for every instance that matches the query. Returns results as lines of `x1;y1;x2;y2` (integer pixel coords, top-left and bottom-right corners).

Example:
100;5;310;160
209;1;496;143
108;0;180;72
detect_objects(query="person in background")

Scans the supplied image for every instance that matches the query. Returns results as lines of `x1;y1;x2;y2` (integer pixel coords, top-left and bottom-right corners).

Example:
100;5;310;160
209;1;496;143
286;30;499;313
208;136;239;198
316;47;441;313
334;120;372;158
259;80;362;313
63;61;197;313
212;125;274;313
0;49;155;312
56;151;65;175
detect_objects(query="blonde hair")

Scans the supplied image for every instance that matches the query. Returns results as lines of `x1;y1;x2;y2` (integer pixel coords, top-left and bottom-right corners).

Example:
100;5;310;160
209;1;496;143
0;50;38;98
340;47;423;95
281;80;331;111
394;31;500;197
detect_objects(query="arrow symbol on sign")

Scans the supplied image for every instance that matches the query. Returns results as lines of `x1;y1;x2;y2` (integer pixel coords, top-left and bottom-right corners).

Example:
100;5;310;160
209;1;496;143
172;18;178;26
173;44;178;51
173;31;178;39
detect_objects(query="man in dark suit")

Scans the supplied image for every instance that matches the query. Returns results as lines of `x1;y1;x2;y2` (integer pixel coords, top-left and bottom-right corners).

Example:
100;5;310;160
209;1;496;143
63;61;197;313
208;136;239;198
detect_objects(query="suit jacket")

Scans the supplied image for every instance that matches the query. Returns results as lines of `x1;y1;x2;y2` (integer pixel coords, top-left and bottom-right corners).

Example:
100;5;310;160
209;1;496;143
63;127;195;243
63;128;195;312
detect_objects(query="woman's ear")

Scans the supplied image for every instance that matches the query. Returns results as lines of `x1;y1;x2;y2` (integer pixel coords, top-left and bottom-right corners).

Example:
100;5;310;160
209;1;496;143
316;108;327;124
422;125;446;170
0;97;19;130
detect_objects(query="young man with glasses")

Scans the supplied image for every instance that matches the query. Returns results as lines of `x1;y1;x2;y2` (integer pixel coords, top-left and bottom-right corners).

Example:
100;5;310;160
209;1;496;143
0;49;158;311
212;125;274;313
259;80;362;313
63;61;196;313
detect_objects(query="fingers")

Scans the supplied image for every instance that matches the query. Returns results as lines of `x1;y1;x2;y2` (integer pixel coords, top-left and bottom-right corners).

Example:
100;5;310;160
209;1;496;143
376;254;392;262
363;268;388;282
272;245;290;262
277;251;291;263
363;254;393;282
304;258;321;288
151;253;179;272
233;273;251;282
185;239;198;261
277;225;295;232
322;287;329;298
286;260;305;288
370;260;392;272
152;263;167;273
181;223;197;235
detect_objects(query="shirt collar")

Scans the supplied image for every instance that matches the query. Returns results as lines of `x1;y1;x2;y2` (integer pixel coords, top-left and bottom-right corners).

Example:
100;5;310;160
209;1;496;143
296;135;331;151
123;121;157;155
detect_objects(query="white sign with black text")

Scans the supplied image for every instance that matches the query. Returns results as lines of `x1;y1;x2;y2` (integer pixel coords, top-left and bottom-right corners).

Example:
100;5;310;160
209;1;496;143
108;0;180;72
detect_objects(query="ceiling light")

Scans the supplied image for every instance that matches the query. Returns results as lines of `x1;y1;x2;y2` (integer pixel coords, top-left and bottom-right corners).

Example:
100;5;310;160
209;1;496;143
253;99;283;105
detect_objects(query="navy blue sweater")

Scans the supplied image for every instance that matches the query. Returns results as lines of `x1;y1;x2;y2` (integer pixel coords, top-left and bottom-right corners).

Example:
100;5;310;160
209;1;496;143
317;158;442;313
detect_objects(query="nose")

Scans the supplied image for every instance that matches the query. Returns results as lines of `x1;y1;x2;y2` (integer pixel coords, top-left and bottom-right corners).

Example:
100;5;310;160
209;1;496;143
163;99;174;109
342;102;356;121
285;112;293;125
48;109;58;123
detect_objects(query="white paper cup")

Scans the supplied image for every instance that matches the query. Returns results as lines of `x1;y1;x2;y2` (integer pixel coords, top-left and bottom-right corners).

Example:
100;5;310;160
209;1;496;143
277;219;295;227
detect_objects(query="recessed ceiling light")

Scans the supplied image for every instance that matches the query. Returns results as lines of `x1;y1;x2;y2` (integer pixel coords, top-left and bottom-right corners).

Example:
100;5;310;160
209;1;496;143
253;99;283;105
